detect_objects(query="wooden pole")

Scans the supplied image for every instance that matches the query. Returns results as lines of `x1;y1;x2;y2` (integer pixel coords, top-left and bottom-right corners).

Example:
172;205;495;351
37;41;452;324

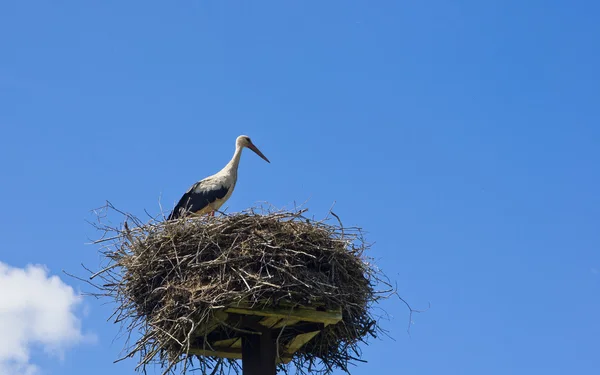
242;330;276;375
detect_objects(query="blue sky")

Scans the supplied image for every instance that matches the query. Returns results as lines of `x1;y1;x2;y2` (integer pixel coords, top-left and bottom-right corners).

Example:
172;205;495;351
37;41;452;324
1;1;599;374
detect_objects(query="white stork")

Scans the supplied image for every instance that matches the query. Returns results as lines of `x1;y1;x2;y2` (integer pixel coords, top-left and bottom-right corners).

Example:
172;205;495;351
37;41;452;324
167;135;270;220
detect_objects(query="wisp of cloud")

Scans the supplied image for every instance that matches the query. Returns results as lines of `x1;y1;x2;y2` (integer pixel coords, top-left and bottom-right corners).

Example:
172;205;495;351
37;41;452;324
0;262;92;375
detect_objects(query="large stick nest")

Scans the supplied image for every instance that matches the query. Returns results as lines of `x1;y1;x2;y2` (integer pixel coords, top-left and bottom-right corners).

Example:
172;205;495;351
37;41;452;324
86;204;394;375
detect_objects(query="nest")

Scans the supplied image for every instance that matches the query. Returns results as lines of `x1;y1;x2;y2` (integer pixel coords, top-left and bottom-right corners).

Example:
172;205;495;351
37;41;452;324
87;205;393;375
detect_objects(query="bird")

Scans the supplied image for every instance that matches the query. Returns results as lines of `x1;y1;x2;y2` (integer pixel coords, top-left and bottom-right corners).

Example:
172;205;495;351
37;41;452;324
167;135;270;220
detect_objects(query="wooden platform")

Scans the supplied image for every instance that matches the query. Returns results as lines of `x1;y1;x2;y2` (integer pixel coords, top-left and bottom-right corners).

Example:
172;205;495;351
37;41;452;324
188;302;343;363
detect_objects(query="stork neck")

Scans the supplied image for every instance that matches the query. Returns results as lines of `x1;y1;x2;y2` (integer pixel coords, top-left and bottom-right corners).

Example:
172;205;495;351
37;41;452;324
225;144;243;173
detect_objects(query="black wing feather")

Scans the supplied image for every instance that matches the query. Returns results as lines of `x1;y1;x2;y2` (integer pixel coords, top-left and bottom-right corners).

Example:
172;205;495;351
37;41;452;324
168;181;229;220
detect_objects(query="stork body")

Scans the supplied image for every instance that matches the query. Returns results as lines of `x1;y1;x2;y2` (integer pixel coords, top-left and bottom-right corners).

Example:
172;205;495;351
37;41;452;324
168;135;270;220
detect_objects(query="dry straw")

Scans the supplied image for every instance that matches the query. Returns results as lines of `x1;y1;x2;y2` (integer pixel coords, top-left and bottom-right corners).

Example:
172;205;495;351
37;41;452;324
84;203;399;375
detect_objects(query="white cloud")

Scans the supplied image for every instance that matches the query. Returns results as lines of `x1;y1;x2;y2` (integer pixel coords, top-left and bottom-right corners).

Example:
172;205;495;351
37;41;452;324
0;262;91;375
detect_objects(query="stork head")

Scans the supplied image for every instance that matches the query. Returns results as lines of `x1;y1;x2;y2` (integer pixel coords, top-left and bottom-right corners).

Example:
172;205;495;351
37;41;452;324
236;135;270;163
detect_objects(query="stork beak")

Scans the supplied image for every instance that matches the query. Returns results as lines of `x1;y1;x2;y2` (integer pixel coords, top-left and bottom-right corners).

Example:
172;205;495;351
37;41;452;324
247;143;270;163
